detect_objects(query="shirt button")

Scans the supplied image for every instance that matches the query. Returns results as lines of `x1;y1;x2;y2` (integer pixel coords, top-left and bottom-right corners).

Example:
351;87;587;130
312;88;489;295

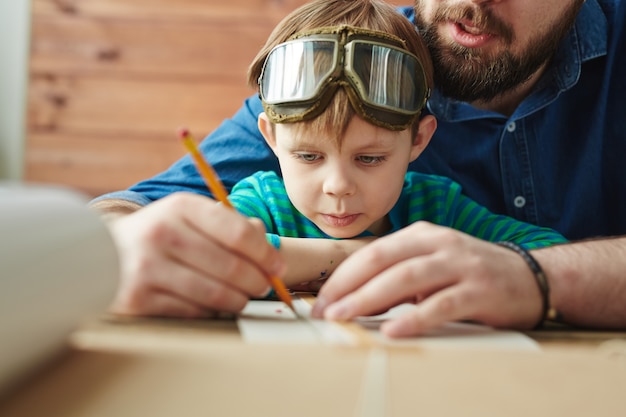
506;122;516;132
514;196;526;208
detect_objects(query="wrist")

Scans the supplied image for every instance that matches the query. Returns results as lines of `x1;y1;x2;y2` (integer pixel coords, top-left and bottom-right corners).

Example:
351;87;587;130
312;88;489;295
497;241;562;328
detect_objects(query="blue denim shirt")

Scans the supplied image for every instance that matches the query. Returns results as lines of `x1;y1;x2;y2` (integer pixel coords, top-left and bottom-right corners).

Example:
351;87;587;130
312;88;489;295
94;0;626;241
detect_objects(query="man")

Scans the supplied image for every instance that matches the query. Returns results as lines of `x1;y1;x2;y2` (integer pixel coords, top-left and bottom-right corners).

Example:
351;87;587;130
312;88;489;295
92;0;626;336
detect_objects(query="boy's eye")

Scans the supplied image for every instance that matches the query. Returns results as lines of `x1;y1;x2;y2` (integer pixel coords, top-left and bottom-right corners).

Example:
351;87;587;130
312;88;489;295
295;153;321;162
357;155;385;165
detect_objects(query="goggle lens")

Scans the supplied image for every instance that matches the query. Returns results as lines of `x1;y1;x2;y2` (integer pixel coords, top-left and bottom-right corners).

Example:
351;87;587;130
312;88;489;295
261;39;337;104
348;41;424;114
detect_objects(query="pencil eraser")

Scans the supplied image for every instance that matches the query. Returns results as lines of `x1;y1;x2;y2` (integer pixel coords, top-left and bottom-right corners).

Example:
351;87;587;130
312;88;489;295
177;127;190;139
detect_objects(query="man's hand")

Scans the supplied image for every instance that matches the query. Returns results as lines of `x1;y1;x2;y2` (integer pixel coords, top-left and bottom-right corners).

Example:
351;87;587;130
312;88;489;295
312;221;543;337
105;193;285;317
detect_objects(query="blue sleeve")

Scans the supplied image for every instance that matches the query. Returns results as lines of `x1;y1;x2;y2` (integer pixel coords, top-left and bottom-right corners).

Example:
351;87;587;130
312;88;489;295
266;234;281;249
91;95;281;205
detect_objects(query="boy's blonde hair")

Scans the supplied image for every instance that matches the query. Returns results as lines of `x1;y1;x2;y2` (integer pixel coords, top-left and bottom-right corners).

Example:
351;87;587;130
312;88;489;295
248;0;434;143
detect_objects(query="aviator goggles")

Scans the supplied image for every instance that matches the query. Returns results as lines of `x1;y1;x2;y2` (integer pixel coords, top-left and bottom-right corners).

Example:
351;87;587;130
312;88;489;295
258;25;430;131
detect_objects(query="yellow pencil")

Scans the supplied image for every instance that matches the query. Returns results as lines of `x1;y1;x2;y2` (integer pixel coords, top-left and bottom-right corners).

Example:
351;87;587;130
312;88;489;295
178;127;297;315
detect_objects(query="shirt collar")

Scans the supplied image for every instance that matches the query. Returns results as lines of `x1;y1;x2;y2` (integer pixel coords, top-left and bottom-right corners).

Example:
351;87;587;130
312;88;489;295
428;0;609;122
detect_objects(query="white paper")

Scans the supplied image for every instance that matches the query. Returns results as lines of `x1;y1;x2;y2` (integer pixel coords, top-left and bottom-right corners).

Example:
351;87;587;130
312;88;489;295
356;303;541;351
238;299;540;351
238;298;355;345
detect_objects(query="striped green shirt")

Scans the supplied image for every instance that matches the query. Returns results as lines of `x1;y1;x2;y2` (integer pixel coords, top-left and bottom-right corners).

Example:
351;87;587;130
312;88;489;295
229;171;567;249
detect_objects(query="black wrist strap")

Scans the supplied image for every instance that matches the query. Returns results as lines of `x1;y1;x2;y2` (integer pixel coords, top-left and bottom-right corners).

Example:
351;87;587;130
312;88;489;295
496;241;561;329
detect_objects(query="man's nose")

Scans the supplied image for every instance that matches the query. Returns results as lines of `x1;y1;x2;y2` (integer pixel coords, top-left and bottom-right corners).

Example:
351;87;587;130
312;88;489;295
469;0;503;5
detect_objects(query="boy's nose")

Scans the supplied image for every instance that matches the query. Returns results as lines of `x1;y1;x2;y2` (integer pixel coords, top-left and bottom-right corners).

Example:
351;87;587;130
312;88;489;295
322;167;356;197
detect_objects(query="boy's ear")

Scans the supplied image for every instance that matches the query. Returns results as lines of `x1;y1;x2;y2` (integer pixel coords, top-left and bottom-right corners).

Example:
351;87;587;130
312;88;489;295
258;112;277;152
409;115;437;162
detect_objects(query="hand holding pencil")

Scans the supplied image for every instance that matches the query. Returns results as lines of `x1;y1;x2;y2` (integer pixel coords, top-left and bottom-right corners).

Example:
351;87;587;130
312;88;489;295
178;127;298;316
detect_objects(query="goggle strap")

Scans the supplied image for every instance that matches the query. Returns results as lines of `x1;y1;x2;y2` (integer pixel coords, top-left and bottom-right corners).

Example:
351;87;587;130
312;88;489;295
290;25;408;52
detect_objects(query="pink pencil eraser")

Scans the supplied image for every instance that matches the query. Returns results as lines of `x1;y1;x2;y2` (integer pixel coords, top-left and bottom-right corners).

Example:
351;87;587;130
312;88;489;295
177;127;190;138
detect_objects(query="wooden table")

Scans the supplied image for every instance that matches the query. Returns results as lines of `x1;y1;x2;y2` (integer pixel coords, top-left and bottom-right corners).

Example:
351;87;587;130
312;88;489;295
1;313;625;417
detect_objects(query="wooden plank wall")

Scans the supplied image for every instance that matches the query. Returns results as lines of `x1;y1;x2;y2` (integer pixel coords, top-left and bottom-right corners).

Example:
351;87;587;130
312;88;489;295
26;0;412;197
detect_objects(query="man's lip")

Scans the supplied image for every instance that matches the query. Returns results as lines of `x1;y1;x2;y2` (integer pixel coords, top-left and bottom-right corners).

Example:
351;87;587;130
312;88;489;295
457;18;486;35
446;20;495;48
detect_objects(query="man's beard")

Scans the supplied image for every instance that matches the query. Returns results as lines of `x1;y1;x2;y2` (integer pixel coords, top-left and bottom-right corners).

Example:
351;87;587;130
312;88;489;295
414;1;584;102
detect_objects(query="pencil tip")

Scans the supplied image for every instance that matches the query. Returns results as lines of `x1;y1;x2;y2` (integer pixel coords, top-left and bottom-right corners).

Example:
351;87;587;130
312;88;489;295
290;305;302;319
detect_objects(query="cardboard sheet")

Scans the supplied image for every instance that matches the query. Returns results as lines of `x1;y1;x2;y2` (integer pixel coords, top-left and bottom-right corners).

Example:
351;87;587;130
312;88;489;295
1;345;625;417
